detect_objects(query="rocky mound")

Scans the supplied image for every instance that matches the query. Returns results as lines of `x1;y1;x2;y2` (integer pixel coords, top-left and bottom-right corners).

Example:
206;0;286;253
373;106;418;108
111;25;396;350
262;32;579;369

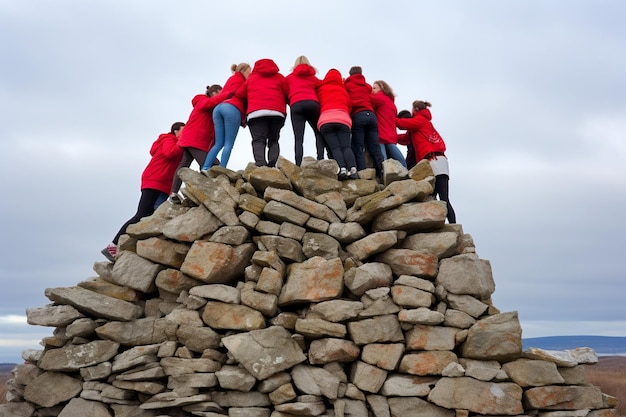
1;157;618;417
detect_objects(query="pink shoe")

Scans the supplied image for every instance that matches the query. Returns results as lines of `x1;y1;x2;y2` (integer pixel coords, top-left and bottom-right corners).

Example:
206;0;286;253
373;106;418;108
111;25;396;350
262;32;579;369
101;244;117;262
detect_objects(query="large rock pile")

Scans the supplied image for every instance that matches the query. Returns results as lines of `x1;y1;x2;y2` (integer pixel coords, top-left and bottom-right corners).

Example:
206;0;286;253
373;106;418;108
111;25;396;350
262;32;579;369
1;157;618;417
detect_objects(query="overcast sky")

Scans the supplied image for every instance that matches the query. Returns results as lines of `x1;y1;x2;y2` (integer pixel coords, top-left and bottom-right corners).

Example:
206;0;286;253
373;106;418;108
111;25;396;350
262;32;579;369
1;1;625;363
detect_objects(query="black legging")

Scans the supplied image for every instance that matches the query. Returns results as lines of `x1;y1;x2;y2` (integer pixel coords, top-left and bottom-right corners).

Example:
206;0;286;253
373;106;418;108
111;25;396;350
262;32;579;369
112;188;162;244
170;147;208;194
290;100;327;164
434;174;456;224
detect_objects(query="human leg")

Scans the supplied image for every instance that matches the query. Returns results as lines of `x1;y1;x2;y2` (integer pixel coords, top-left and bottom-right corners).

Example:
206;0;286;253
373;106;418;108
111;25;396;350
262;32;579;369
248;118;269;166
320;124;346;168
111;188;161;245
219;104;242;167
350;112;367;170
379;144;388;160
201;104;227;171
385;144;407;167
290;102;307;165
405;142;416;169
170;148;194;194
266;116;285;167
363;114;385;174
435;174;456;224
337;124;356;170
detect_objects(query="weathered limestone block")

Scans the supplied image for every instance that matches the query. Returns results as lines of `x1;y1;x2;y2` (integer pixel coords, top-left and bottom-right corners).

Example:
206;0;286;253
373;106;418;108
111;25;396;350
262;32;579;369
291;364;341;400
366;394;391;417
167;373;218;390
45;286;142;322
189;283;241;304
502;358;566;387
388;396;454;417
126;200;189;239
446;293;489;318
240;210;260;229
278;256;344;305
382;159;409;185
523;385;604;410
210;225;251;245
279;221;307;240
180;241;255;284
111;250;163;292
376;248;439;278
307;299;364;322
257;372;292;393
443;309;476;329
523;347;598;367
78;277;143;302
371;200;447;233
347;314;404;345
136;237;190;269
26;304;85;327
39;340;119;371
345;190;404;224
460;311;523;362
256;267;283;295
252;250;287;276
361;343;405;371
402;228;461;259
408;159;435;181
309;338;360;364
399;351;458;376
275;399;326;415
264;186;341;223
202;301;266;331
345;231;398;261
301;232;341;260
315;190;347;220
176;324;221;352
247;165;293;193
381;374;437;397
57;397;113;417
254;235;305;263
457;358;501;381
23;371;83;408
155;268;201;296
222;326;307;380
263;200;310;226
350;360;388;393
428;377;523;415
95;317;178;346
241;283;279;317
384;177;432;203
216;365;256;392
391;285;434;308
295;318;347;339
239;193;267;216
344;262;393;297
436;254;495;299
159;357;221;377
405;324;458;351
398;307;445;325
112;379;165;395
268;383;297;404
178;167;239;225
162;205;223;242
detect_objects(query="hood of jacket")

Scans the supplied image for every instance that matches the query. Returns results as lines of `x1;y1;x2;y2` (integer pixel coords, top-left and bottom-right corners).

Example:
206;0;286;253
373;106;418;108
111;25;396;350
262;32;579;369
292;63;316;77
252;58;280;77
191;94;206;107
321;68;343;86
414;108;433;121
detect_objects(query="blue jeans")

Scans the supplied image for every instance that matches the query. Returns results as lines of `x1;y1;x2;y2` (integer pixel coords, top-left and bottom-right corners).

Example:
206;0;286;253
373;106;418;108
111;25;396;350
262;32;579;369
380;144;407;167
202;102;241;170
351;111;384;173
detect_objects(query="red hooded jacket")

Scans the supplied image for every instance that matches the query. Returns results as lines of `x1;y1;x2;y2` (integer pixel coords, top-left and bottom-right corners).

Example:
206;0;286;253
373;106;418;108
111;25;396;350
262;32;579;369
396;108;446;160
316;69;352;129
236;58;288;117
141;132;184;194
344;73;374;115
286;64;320;105
221;71;248;124
177;91;229;151
371;91;398;144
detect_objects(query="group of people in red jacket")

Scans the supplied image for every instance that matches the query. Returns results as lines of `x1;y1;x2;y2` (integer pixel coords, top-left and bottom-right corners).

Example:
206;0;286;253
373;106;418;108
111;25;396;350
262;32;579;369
101;56;456;262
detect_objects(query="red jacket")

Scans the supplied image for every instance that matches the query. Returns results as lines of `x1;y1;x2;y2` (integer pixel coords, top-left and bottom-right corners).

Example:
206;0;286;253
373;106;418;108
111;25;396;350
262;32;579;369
286;64;320;105
396;108;446;160
221;71;248;124
178;91;229;151
141;132;184;194
344;73;374;115
236;58;288;117
371;91;398;144
316;69;352;128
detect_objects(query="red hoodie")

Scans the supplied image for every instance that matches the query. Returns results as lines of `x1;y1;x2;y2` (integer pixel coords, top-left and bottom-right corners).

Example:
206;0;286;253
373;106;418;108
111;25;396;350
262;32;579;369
177;91;229;151
370;91;398;144
316;69;352;129
236;58;288;117
344;73;374;115
396;108;446;160
286;64;320;105
141;132;184;194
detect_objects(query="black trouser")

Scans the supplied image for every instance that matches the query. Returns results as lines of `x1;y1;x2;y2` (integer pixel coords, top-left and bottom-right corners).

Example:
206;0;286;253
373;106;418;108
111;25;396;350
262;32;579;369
434;174;456;224
113;188;162;244
320;123;356;170
290;100;328;164
170;147;207;194
248;116;285;167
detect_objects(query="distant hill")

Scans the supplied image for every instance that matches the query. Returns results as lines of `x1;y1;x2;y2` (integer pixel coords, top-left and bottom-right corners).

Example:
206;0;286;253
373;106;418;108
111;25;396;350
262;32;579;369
523;335;626;355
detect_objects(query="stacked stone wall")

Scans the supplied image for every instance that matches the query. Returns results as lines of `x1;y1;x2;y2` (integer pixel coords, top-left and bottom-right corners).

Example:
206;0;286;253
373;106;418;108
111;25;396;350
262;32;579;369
1;157;617;417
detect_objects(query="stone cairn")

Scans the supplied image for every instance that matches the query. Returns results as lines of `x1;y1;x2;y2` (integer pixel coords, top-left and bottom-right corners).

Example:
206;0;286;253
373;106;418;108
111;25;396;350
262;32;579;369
1;157;618;417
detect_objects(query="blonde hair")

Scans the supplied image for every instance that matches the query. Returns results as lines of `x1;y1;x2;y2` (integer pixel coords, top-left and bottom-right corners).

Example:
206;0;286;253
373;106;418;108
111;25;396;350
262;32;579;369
412;100;432;111
292;55;317;72
373;80;395;98
230;62;251;73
